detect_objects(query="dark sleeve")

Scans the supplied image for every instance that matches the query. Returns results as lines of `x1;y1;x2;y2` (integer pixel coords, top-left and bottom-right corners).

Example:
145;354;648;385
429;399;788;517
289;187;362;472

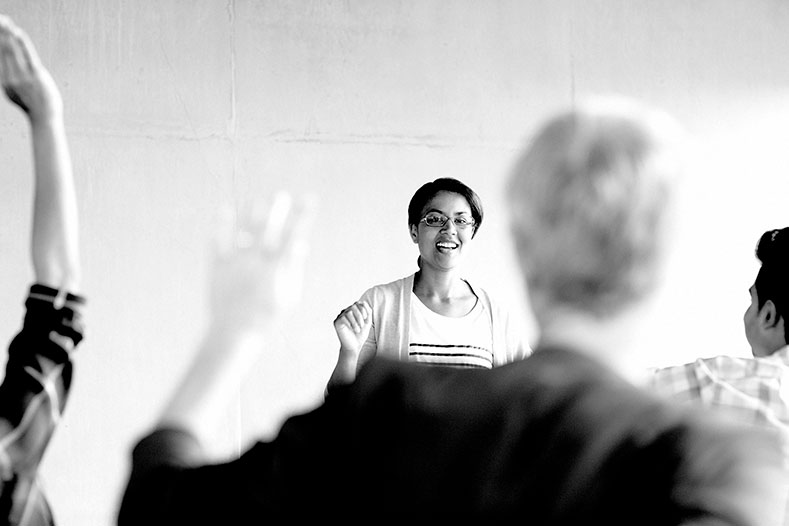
671;413;789;526
117;427;215;525
117;397;346;526
0;284;86;481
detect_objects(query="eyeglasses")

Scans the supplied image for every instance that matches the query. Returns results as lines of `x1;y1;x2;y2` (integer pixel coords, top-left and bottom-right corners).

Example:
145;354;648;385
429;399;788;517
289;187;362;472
419;213;476;229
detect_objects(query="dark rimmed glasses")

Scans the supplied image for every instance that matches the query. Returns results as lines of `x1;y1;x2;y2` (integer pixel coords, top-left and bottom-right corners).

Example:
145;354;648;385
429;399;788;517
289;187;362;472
419;213;475;230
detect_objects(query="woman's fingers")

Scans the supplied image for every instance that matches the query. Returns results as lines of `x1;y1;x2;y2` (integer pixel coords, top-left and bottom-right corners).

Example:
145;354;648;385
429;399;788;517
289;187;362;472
349;306;366;333
336;302;370;333
335;309;358;333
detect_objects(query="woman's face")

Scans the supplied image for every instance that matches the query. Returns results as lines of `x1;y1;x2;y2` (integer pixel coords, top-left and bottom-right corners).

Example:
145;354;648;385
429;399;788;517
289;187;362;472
410;190;475;272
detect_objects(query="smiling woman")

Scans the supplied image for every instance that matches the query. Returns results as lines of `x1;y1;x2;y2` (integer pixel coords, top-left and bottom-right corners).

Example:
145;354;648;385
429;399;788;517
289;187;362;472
326;177;531;393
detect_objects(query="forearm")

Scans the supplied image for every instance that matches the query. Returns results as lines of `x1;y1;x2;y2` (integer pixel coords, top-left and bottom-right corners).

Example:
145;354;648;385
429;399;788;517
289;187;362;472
157;326;267;441
30;116;80;293
326;347;359;394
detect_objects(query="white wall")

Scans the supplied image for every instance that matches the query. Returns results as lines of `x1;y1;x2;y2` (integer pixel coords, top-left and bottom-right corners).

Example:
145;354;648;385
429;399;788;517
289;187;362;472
0;1;788;524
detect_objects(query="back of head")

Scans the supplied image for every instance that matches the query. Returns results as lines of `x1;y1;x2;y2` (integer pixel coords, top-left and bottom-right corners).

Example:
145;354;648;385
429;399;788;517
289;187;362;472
507;97;686;321
754;227;789;338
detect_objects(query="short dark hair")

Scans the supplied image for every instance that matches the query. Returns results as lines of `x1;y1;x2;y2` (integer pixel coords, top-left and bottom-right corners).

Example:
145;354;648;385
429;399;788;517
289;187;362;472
754;227;789;340
407;178;484;238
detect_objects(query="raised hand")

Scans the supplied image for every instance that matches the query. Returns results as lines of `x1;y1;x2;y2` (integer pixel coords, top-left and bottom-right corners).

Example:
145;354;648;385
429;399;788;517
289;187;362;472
157;193;315;437
326;300;374;393
0;15;79;292
209;192;315;333
0;15;62;123
333;301;373;356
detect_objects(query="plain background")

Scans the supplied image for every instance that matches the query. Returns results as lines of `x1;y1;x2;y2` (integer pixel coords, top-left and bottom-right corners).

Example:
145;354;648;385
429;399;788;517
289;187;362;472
1;1;789;524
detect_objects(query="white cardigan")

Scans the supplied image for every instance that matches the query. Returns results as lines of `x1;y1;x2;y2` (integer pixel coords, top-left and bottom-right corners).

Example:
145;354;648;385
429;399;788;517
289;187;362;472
355;273;531;371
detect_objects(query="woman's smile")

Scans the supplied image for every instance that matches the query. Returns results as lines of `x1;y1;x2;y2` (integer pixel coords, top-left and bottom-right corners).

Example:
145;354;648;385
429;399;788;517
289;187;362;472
436;238;459;253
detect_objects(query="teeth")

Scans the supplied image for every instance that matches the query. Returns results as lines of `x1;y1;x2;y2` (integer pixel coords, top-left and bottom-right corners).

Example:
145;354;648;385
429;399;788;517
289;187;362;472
437;242;457;249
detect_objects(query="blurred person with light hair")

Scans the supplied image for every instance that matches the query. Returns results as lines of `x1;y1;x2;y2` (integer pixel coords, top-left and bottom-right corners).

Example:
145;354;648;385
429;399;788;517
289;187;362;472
501;96;788;524
508;96;684;380
118;97;787;525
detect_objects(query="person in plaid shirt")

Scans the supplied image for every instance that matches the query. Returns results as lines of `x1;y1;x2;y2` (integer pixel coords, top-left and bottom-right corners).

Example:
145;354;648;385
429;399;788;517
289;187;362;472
651;228;789;440
0;15;85;526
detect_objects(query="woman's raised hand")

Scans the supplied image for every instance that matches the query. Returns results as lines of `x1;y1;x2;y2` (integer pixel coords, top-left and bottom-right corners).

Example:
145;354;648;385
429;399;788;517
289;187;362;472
333;301;372;356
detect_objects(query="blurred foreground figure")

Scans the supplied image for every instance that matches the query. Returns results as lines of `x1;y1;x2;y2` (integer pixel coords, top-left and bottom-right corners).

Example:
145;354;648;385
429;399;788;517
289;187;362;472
118;97;787;525
0;15;86;526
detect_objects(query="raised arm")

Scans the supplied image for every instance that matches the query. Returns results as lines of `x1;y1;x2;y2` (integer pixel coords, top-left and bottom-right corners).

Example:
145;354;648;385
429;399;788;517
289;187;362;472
327;300;373;393
0;14;79;293
157;193;314;441
0;16;86;525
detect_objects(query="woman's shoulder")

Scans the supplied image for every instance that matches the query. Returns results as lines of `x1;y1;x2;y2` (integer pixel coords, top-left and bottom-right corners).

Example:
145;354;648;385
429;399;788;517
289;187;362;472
362;273;415;295
358;274;415;305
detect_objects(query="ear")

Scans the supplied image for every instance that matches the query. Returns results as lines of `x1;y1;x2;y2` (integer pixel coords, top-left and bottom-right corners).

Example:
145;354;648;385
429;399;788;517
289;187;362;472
758;300;780;329
410;224;419;243
777;315;787;346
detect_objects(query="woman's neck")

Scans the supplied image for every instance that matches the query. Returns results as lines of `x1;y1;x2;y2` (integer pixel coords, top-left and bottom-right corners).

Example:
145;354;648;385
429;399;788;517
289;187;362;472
413;268;468;301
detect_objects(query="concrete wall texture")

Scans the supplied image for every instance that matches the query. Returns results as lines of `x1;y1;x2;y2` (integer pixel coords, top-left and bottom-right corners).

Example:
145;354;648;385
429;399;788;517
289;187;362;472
0;1;788;524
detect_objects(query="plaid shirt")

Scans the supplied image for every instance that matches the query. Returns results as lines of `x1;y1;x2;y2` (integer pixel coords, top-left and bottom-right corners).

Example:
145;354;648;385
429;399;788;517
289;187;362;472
0;285;85;526
650;347;789;438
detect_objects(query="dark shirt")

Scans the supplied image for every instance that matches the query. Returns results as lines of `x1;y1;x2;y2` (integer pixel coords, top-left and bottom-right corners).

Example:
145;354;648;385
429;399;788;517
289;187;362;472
0;285;86;526
119;346;787;525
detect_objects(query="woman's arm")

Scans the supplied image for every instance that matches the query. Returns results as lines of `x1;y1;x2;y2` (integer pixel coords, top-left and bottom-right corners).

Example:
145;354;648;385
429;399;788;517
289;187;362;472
326;300;373;393
0;14;79;293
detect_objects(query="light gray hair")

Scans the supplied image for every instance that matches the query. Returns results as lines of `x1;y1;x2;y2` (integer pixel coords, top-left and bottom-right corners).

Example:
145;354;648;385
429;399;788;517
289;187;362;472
507;97;686;320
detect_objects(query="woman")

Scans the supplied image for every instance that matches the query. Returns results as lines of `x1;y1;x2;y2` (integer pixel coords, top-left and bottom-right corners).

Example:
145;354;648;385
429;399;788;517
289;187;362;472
327;177;530;392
